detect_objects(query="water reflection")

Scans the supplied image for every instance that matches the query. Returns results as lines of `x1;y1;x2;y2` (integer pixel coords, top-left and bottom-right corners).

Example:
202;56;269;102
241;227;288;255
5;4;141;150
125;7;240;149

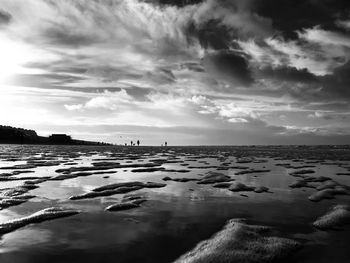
0;145;349;263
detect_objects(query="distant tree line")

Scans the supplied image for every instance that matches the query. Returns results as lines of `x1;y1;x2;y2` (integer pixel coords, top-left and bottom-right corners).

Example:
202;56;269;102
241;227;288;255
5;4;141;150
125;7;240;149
0;125;110;145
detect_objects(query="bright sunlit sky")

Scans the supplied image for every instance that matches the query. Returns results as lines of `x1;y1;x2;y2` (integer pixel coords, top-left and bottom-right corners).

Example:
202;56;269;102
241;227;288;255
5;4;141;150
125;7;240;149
0;0;350;145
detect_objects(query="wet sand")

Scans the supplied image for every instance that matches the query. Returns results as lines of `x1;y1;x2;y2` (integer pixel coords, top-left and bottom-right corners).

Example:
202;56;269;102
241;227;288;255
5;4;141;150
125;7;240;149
0;145;349;262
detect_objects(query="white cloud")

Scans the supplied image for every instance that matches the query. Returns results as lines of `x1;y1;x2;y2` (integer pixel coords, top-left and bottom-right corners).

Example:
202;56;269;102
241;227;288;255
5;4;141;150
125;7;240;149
265;37;336;76
239;31;349;76
299;27;350;48
64;89;133;111
228;117;248;123
336;20;350;31
64;104;83;111
192;0;273;39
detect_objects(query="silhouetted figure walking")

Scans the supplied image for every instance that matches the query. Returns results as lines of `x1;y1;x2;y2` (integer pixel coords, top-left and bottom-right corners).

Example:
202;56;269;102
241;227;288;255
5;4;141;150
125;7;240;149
137;140;140;146
165;141;167;147
131;141;133;146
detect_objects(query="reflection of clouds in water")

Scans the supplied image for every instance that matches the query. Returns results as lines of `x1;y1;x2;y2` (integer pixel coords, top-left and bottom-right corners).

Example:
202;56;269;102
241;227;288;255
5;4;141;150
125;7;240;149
0;147;349;262
0;228;52;253
0;209;21;224
189;191;205;202
46;212;155;250
292;231;330;245
236;163;294;190
31;180;88;200
60;178;96;191
0;181;24;188
0;161;27;171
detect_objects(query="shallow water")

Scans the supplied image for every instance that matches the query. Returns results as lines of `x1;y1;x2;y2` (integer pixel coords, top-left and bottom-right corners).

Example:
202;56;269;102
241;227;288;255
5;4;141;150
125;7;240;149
0;145;349;263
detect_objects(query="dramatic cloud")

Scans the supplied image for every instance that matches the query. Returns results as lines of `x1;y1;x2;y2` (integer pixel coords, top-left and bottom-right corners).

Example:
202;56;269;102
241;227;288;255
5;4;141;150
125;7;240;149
191;0;274;39
203;51;253;86
299;27;350;48
337;20;350;31
0;9;11;25
0;0;349;144
253;0;350;38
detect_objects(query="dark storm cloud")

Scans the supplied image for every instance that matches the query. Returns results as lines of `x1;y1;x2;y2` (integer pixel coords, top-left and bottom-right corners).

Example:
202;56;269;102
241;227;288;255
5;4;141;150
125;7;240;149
277;61;350;102
257;66;318;83
265;61;350;103
203;51;253;86
125;87;152;101
187;20;232;49
253;0;350;39
320;61;350;99
0;9;11;25
156;0;350;41
187;0;274;46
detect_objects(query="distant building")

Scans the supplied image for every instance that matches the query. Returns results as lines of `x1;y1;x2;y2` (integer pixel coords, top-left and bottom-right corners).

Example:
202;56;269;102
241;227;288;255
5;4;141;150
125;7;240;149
49;134;72;144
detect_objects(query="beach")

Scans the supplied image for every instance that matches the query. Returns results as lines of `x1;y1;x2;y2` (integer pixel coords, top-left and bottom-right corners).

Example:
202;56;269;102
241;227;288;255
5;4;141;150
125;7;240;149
0;145;349;263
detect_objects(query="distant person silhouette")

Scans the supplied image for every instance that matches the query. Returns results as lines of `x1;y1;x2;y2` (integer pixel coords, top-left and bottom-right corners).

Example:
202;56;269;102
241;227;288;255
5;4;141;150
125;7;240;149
165;141;167;147
131;141;133;146
137;140;140;146
125;143;127;146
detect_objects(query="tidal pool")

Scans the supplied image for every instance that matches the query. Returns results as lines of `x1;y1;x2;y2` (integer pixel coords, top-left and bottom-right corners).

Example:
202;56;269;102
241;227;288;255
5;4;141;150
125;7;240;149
0;145;349;263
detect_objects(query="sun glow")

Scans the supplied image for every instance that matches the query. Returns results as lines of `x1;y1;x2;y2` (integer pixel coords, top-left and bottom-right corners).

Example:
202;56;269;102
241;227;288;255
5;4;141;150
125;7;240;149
0;34;42;84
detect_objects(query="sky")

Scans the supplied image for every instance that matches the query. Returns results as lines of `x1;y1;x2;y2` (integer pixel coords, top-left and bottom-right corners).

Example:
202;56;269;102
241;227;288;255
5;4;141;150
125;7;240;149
0;0;350;145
